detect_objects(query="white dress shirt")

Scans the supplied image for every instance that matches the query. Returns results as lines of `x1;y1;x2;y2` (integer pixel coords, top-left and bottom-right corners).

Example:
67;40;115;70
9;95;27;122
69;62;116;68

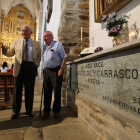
0;67;10;72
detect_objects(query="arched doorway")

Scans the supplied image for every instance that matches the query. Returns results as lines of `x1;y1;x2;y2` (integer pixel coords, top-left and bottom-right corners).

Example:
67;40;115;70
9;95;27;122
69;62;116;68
0;4;36;67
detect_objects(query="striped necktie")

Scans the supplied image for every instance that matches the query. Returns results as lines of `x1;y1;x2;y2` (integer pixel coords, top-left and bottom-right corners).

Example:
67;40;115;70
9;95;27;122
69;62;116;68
23;40;28;61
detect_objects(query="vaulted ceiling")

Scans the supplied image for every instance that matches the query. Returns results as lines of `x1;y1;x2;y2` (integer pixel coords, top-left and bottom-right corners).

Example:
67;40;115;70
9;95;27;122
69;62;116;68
1;0;42;21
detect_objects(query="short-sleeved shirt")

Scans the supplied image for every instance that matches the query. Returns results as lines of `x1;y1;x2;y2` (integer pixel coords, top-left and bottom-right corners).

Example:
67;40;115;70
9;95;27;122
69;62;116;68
43;40;67;68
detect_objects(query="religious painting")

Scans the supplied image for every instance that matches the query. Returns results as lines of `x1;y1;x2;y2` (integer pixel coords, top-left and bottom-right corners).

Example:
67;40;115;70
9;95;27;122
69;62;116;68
16;20;24;34
4;22;9;31
17;20;24;25
4;21;10;33
94;0;132;23
16;26;21;34
18;11;24;19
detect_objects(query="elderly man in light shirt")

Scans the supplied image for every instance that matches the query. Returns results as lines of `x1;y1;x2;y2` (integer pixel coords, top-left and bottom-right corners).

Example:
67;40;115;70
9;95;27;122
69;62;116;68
1;25;41;119
41;31;67;119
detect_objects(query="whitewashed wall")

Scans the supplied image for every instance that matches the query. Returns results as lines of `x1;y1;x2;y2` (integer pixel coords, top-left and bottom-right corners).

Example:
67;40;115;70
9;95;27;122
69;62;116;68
47;0;62;41
89;0;140;49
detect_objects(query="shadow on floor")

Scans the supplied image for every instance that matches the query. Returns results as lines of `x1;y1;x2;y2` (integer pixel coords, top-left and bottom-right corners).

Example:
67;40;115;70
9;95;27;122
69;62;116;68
0;116;33;131
0;106;77;131
33;106;78;128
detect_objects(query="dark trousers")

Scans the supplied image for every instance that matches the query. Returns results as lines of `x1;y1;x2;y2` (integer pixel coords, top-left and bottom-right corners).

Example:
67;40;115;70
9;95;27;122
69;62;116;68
43;66;63;113
13;61;37;113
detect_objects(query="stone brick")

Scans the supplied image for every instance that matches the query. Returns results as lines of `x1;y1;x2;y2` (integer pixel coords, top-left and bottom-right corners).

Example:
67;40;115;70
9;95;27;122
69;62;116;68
91;123;103;133
104;132;116;140
89;112;110;127
91;106;102;113
88;127;99;140
83;115;93;124
79;15;89;20
75;2;89;10
65;1;76;9
80;117;89;128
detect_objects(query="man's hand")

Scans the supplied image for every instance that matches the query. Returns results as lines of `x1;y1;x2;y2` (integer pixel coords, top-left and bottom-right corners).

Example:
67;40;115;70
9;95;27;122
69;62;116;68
1;43;9;52
58;69;63;76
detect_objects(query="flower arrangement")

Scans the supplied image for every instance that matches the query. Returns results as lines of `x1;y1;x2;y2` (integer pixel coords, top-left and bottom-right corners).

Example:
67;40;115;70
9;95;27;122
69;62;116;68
94;47;103;53
102;12;130;37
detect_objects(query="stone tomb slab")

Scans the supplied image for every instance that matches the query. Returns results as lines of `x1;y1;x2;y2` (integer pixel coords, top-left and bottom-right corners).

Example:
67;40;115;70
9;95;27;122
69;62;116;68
70;46;140;118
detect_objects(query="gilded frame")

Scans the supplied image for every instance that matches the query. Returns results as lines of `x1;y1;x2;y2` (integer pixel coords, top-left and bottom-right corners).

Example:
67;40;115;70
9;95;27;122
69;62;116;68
94;0;132;23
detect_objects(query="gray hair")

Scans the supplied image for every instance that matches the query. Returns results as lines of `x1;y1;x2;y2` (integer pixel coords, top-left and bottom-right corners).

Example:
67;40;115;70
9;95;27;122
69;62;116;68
21;25;33;32
45;31;53;36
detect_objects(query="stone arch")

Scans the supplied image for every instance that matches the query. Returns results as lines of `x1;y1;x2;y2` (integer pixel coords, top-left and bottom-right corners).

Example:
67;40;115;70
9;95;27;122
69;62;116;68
4;0;37;21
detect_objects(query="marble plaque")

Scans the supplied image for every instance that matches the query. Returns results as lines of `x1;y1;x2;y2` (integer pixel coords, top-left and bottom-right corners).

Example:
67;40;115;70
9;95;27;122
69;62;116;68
71;46;140;118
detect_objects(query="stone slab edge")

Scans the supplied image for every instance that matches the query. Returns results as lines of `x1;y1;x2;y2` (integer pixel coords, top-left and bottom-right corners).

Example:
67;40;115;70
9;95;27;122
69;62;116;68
66;38;140;64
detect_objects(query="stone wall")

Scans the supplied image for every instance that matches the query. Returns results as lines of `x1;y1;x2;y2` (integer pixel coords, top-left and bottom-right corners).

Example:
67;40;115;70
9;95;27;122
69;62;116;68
58;0;89;56
58;0;89;106
67;91;140;140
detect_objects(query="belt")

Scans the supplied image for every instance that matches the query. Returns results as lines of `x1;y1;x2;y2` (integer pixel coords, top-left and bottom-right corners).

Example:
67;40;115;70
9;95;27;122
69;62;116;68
22;61;34;64
45;66;61;72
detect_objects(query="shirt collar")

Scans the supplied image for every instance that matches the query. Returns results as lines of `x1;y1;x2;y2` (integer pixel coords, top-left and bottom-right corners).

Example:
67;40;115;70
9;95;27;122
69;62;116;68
23;38;32;43
47;40;57;49
45;40;53;50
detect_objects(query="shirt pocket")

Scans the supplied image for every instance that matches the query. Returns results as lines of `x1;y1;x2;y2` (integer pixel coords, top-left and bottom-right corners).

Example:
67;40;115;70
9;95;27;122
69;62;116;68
50;51;59;60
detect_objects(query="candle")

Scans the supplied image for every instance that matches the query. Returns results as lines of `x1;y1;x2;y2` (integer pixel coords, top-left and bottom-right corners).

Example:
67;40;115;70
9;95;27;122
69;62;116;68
81;27;82;41
129;32;135;41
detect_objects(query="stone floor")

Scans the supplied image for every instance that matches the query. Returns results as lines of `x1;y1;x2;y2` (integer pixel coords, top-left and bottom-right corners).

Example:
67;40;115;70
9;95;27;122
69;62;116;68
0;78;94;140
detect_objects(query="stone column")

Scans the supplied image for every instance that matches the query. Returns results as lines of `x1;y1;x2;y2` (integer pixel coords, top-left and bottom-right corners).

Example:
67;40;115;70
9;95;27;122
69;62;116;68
58;0;89;106
36;19;39;41
38;10;43;42
37;10;44;80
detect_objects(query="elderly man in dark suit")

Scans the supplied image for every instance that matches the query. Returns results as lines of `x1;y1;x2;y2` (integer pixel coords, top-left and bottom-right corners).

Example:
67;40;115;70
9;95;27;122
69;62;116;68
1;25;41;119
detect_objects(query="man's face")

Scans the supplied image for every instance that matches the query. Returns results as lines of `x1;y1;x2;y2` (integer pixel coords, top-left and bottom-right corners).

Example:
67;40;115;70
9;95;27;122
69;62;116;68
22;26;32;40
43;32;53;45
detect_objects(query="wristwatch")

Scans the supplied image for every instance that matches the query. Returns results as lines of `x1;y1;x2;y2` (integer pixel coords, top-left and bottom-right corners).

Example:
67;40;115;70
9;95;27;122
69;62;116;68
60;67;64;70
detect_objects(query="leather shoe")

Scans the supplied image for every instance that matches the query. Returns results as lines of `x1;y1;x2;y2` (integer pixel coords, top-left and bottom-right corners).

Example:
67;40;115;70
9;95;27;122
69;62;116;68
11;113;19;119
41;112;49;119
54;113;60;119
28;112;34;117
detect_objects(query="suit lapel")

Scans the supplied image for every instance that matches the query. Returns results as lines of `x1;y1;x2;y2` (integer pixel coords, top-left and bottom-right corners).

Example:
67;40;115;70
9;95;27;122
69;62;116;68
32;40;36;61
20;38;24;57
